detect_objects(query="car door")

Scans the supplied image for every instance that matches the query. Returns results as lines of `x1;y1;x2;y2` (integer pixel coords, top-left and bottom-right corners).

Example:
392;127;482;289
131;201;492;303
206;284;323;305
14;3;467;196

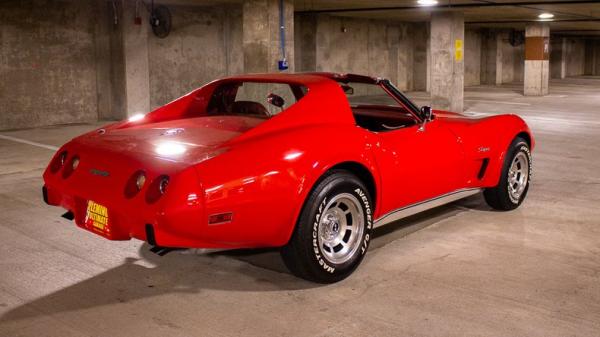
369;117;464;218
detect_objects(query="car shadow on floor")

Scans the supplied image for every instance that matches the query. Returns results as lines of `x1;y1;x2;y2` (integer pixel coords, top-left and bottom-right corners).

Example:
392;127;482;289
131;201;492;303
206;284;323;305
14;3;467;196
0;195;489;324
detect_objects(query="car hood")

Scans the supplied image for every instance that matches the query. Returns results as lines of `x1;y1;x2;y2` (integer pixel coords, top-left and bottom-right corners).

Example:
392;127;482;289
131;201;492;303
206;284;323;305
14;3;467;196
73;116;265;165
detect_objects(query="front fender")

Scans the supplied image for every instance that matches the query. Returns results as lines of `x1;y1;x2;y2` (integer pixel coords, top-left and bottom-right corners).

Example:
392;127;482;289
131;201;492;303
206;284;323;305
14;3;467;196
470;114;533;187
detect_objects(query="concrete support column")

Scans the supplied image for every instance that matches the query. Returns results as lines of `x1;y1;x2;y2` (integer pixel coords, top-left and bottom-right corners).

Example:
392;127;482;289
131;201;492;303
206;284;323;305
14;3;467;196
243;0;294;73
430;11;464;112
524;23;550;96
121;0;151;116
550;37;567;79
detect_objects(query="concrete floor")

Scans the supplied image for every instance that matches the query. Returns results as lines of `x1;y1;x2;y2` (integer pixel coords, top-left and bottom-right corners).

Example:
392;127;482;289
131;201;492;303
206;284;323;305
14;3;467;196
1;77;600;336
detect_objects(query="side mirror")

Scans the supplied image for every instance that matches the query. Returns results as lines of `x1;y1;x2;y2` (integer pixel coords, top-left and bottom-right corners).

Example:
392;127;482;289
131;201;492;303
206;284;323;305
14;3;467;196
420;106;433;121
267;93;285;109
418;106;434;132
341;84;354;95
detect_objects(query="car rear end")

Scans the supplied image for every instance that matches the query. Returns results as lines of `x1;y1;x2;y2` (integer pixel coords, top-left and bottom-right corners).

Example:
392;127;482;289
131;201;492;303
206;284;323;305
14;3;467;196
43;116;251;248
42;128;218;248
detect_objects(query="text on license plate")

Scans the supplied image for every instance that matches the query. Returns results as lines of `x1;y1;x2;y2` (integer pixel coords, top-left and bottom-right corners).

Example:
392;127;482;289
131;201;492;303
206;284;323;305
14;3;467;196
85;200;109;231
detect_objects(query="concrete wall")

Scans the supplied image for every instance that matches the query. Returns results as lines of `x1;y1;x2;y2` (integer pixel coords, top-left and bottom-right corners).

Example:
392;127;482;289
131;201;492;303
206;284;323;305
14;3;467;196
314;16;398;86
550;38;566;79
0;0;100;130
584;40;595;75
0;0;245;129
106;0;126;121
294;14;317;73
480;29;524;85
412;23;429;91
596;41;600;76
296;14;428;92
480;30;498;85
584;39;600;76
148;5;243;109
513;43;524;83
499;31;524;83
565;38;586;77
464;29;481;86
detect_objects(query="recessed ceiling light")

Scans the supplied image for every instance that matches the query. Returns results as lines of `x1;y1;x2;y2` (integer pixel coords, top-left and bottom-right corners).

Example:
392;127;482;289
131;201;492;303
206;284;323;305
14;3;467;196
417;0;438;6
538;13;554;19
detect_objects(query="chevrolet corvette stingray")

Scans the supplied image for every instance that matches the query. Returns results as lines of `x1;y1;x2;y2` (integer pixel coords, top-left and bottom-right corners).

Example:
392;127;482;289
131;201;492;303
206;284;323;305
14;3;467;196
43;73;533;283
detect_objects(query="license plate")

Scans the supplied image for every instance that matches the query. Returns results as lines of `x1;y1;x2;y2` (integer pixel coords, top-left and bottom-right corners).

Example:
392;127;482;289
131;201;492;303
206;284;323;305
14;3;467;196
85;200;109;232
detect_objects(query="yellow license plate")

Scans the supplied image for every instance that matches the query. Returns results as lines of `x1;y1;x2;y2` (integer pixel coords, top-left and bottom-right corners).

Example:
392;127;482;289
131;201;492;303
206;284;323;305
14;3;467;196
85;200;109;231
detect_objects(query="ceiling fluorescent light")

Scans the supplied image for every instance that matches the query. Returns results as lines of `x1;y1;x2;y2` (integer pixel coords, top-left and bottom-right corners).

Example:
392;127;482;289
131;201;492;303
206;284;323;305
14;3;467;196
417;0;438;6
538;13;554;20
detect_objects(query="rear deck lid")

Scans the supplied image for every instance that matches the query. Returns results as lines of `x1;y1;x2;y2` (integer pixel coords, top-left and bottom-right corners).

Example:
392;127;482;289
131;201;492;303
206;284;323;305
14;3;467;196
75;116;264;164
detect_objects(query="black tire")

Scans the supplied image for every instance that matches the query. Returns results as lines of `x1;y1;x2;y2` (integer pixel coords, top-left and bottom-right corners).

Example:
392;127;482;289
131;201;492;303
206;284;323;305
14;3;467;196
484;137;532;210
281;170;374;283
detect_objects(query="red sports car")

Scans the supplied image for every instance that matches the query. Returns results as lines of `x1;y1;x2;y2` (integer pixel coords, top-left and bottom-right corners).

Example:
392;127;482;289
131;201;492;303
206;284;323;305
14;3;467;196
43;73;533;283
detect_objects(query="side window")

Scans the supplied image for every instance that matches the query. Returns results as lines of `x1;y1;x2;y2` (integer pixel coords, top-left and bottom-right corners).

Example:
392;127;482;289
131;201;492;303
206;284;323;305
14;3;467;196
235;82;297;116
342;82;418;132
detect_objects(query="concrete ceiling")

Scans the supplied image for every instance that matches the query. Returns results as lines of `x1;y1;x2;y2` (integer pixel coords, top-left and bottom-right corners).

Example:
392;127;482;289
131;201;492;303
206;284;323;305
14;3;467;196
295;1;600;34
156;0;600;35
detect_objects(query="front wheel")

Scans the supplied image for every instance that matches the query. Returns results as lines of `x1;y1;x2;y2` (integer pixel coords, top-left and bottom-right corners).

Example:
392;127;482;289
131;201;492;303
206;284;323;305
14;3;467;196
484;137;532;210
281;170;373;283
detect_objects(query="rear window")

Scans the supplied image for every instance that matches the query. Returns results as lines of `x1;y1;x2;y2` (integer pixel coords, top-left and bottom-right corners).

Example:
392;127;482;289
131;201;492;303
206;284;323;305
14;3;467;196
207;81;307;118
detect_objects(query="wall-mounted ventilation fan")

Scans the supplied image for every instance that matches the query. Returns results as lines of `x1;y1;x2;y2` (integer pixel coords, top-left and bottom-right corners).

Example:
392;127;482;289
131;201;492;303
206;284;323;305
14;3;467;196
149;4;171;38
509;30;525;47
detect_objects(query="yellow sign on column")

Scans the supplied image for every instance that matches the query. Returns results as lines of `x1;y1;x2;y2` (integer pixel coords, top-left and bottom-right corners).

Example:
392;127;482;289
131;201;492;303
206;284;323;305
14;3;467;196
455;39;464;62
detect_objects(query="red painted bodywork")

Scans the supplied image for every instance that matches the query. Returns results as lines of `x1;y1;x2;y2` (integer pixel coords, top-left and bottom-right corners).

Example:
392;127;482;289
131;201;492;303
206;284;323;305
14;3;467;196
43;73;534;249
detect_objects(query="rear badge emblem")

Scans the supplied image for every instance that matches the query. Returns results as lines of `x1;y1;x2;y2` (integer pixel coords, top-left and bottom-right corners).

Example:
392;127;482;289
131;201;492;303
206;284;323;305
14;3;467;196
478;146;490;153
90;168;110;177
161;128;184;136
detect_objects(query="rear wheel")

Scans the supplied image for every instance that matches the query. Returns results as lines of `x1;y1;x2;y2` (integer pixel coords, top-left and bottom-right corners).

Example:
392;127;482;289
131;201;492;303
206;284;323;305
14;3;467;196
484;137;532;210
281;170;373;283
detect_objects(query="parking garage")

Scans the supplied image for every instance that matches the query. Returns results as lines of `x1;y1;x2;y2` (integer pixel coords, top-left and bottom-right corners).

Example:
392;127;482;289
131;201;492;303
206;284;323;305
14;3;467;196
1;0;600;336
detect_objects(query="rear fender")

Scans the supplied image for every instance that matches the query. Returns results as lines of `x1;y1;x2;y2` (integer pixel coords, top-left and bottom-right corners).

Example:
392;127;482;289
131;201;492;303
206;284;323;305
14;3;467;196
194;124;379;247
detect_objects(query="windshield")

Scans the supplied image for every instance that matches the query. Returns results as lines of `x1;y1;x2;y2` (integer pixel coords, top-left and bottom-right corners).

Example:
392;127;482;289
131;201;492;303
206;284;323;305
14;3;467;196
336;80;420;115
336;80;421;132
342;82;401;107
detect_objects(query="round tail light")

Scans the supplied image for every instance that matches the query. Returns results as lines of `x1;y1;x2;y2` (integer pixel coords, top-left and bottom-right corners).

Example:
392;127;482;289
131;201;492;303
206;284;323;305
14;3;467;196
71;157;80;170
59;151;68;166
159;176;169;194
136;172;146;190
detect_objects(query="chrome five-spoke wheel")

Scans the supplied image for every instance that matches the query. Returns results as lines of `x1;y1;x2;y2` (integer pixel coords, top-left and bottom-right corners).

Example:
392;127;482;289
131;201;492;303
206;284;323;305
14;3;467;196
507;151;529;203
318;193;364;265
281;170;372;283
484;137;532;211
